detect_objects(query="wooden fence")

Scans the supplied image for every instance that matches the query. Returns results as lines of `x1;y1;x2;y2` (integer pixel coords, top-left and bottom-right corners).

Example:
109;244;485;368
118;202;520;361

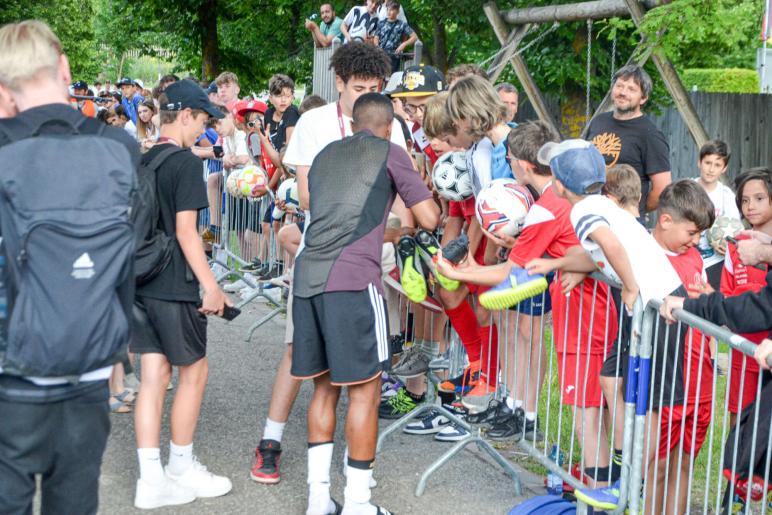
515;92;771;183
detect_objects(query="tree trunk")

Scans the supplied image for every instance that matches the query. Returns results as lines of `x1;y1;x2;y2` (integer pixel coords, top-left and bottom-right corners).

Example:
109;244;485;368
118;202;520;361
200;0;218;80
432;18;447;73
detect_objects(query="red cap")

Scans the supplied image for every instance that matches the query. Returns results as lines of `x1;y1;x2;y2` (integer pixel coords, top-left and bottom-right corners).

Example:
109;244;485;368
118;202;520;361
235;99;267;118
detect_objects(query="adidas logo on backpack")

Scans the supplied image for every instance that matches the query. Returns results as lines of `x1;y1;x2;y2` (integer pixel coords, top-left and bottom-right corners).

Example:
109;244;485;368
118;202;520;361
71;252;95;280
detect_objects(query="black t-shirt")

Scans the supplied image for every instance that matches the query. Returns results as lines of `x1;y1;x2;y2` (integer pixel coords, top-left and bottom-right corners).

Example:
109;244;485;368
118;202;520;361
136;144;209;302
586;112;670;213
265;105;300;152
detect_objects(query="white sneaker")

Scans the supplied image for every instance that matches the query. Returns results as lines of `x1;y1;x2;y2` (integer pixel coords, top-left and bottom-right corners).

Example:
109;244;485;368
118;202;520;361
210;263;228;277
239;286;258;299
165;458;233;498
223;279;247;292
134;477;196;510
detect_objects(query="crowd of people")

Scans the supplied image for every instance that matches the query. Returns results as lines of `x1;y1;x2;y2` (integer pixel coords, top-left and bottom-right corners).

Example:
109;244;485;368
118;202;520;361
0;11;771;515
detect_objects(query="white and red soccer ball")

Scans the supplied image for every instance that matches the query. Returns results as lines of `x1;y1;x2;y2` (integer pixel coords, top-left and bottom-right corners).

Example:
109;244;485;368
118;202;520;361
475;179;534;237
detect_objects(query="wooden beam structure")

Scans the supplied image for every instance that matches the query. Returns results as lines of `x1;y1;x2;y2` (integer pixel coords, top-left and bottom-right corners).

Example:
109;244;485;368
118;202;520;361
486;24;531;84
622;0;709;147
483;2;561;137
502;0;659;25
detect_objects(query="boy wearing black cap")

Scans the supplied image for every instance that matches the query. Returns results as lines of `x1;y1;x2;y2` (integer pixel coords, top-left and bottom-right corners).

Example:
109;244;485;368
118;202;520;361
131;79;234;509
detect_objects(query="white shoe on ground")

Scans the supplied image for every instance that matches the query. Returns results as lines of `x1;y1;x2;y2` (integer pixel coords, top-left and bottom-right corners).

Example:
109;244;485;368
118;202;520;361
165;457;233;498
134;477;196;510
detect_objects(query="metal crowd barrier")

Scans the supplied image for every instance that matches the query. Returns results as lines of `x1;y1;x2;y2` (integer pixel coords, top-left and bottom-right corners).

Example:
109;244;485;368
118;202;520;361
632;299;772;515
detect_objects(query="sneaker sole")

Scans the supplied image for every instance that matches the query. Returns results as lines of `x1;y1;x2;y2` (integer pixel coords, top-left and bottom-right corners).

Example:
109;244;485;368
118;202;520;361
479;278;548;310
435;434;470;442
400;256;427;303
134;496;196;510
391;367;430;379
415;239;461;292
250;472;281;484
461;393;494;414
573;489;619;511
403;425;448;435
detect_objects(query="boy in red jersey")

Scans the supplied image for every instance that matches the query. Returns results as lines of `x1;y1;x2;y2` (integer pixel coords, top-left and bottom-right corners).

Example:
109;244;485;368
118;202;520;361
436;130;619;485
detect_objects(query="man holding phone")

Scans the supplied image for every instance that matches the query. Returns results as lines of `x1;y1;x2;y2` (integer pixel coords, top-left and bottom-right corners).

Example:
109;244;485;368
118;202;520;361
131;79;235;509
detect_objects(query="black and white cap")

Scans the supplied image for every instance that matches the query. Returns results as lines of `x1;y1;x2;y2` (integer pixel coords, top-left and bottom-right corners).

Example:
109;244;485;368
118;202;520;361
162;79;224;119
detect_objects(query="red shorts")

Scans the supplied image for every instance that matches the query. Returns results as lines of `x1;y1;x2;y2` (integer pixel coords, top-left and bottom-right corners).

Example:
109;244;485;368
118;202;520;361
728;348;760;414
555;352;605;407
657;403;712;458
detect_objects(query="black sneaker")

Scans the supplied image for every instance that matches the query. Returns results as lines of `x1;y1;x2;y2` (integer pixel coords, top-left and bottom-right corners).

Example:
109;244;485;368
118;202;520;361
257;266;282;281
241;258;263;272
250;439;282;484
510;407;545;442
467;398;510;426
390;334;405;356
486;412;522;441
442;233;469;264
414;230;460;291
378;388;422;419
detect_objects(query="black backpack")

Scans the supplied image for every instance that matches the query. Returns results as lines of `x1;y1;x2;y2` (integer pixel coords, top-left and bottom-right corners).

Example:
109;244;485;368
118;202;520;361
131;146;186;285
0;116;136;378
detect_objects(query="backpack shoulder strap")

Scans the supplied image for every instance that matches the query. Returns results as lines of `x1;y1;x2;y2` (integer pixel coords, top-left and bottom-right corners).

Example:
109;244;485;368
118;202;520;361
144;146;187;172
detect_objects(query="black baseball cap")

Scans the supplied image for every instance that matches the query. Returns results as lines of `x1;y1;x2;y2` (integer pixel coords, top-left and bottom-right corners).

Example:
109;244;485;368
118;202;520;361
162;79;224;119
390;65;444;97
206;81;218;95
116;77;133;87
72;80;88;90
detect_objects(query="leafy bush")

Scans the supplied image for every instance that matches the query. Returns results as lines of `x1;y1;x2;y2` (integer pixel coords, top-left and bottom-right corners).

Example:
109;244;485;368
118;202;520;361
681;68;760;93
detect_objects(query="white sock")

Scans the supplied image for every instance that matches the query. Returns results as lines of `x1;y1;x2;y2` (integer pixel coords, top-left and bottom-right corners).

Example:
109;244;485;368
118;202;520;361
505;397;515;410
263;418;286;443
307;443;334;515
137;448;164;483
167;441;193;475
525;411;536;422
514;399;524;409
344;465;374;506
419;340;440;358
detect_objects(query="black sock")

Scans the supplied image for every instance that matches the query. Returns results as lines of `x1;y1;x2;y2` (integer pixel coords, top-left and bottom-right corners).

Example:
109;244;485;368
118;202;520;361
347;456;375;470
406;390;425;403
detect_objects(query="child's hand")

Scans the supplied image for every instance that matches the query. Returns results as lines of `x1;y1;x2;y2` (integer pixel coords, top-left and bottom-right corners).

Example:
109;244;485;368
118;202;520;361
481;228;517;249
433;250;455;277
687;274;714;299
525;258;555;276
714;242;726;255
659;295;684;323
754;339;772;370
621;285;639;310
560;271;587;294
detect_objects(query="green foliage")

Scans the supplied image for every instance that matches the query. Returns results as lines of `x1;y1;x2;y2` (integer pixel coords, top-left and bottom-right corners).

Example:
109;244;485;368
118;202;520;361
681;68;761;94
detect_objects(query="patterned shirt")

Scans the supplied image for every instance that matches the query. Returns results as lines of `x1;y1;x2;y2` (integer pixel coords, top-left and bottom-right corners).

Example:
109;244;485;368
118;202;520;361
375;19;413;54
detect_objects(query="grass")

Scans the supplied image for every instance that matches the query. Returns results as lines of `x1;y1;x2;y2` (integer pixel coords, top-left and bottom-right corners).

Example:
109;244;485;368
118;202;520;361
502;328;747;512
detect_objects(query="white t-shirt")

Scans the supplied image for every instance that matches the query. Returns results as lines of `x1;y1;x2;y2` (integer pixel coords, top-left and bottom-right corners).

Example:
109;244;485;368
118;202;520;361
124;120;137;139
223;129;249;158
283;102;407;169
466;137;494;196
571;194;682;305
343;6;379;41
692;178;742;266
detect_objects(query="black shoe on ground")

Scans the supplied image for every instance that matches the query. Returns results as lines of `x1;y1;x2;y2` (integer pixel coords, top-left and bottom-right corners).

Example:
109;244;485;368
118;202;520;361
467;398;510;426
241;258;263;272
486;412;521;441
250;439;282;484
390;334;405;356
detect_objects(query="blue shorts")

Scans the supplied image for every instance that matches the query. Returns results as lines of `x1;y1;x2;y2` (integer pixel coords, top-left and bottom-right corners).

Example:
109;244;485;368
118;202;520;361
511;272;553;316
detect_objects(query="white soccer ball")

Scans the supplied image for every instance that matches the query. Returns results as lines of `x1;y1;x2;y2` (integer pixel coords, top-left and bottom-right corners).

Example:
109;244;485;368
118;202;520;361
237;165;269;198
432;151;473;201
475;181;534;237
226;169;243;198
277;178;299;213
707;216;745;252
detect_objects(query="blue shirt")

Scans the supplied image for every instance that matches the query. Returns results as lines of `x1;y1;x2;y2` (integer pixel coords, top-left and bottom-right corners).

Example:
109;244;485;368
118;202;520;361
121;93;144;124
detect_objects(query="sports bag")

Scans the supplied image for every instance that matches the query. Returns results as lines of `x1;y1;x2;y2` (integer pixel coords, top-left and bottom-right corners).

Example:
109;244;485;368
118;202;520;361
0;116;136;378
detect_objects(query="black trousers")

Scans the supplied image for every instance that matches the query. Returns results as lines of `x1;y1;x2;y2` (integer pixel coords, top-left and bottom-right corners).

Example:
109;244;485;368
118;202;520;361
0;380;110;515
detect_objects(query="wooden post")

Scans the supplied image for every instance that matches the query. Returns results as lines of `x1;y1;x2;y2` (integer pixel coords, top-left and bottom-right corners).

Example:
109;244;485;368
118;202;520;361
622;0;708;146
483;2;561;136
501;0;658;25
486;24;530;83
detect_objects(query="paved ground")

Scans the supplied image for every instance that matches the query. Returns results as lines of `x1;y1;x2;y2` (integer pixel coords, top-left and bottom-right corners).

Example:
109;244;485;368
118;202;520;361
98;296;543;514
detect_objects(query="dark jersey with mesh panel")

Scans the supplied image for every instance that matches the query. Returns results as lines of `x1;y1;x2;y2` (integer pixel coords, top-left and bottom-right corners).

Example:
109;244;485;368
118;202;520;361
293;130;431;298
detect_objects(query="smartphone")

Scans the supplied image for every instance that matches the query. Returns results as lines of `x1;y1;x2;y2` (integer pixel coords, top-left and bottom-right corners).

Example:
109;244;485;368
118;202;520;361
213;145;224;158
221;305;241;321
725;235;738;246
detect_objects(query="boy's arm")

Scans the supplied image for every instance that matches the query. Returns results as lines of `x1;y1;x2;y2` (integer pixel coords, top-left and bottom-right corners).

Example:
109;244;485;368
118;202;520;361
526;246;596;275
175;211;231;315
435;256;512;286
591;225;639;307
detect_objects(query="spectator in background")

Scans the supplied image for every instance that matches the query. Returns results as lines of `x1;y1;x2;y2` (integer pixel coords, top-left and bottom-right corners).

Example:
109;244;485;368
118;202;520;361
377;0;406;22
105;104;137;138
93;80;102;93
206;81;221;106
374;1;417;73
496;82;518;125
117;76;144;124
446;63;488;87
104;78;114;92
136;99;158;151
71;80;97;117
341;0;381;43
215;71;239;105
158;74;179;91
305;3;344;47
586;64;671;218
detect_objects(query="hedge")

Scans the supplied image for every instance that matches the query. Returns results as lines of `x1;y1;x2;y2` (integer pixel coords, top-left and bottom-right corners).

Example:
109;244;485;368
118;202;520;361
680;68;760;94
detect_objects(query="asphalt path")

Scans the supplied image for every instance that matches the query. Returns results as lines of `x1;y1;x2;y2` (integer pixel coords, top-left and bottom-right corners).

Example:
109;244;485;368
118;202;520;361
98;296;543;514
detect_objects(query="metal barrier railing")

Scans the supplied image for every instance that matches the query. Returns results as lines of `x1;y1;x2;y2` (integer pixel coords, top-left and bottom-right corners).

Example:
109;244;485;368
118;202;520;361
633;299;771;515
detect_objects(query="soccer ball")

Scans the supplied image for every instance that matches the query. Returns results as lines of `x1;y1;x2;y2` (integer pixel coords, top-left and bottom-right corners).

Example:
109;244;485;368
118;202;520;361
277;178;299;213
475;180;534;237
707;216;745;252
432;151;473;201
225;170;243;198
237;165;269;198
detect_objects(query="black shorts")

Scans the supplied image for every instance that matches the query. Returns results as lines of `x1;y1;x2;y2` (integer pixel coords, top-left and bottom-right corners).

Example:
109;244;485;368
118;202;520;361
291;285;390;385
130;296;208;366
262;200;275;224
